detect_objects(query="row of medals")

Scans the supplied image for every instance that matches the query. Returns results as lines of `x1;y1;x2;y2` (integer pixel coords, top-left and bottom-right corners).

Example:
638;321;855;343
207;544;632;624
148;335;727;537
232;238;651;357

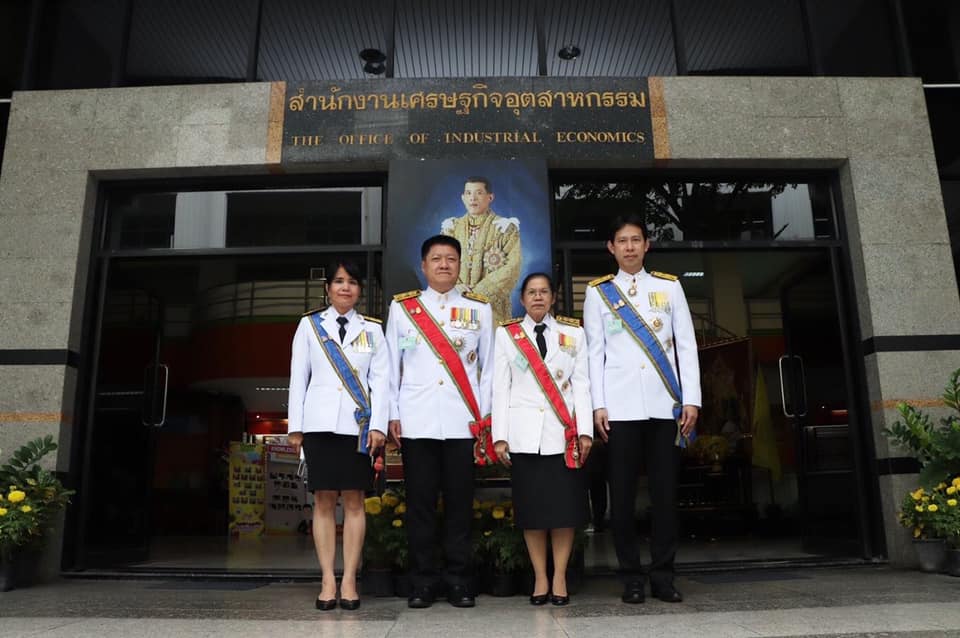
628;279;665;332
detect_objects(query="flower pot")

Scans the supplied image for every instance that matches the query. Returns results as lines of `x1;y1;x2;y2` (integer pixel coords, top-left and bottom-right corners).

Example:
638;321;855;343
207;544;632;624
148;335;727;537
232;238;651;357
945;548;960;577
393;570;413;597
361;567;395;597
913;538;947;573
489;571;517;597
0;549;39;592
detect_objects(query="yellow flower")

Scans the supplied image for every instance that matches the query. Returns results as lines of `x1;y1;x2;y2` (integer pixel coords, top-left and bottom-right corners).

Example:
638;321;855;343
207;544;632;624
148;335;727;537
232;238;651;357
364;496;382;515
914;527;922;538
473;511;482;519
472;499;481;510
392;519;403;528
492;507;505;520
395;503;406;515
483;530;492;537
20;505;32;513
948;499;958;507
8;490;26;503
928;504;938;512
915;505;924;512
381;494;399;508
953;477;960;488
0;507;6;516
911;488;924;500
26;478;37;486
937;482;947;491
948;486;957;495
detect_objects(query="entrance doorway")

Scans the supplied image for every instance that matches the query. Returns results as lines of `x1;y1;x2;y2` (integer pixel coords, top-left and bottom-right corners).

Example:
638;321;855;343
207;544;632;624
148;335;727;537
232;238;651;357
77;252;383;572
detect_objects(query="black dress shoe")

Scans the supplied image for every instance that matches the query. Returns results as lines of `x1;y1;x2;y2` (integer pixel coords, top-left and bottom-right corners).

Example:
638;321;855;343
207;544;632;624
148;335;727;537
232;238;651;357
621;581;645;604
550;594;570;606
315;597;337;611
447;584;476;608
529;593;549;606
339;598;361;610
651;585;683;603
408;588;435;609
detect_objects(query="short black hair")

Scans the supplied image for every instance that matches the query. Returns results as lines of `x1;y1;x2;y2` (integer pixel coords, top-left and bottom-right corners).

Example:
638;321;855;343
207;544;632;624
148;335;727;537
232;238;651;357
608;212;649;242
521;272;556;295
421;234;462;260
464;176;493;193
325;259;363;288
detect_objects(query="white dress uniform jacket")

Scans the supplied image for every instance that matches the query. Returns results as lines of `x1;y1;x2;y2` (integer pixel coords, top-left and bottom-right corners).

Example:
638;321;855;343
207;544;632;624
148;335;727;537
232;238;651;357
386;287;494;440
287;307;389;435
492;314;593;455
583;269;701;422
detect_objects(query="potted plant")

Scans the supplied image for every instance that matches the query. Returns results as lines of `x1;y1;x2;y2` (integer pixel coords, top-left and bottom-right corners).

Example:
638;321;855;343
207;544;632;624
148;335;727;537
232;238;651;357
0;436;74;591
361;490;406;597
884;368;960;570
934;476;960;576
473;498;528;597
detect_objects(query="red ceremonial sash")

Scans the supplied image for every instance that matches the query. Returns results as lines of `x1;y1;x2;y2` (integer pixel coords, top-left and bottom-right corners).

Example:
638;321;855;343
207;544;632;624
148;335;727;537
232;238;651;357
505;323;582;469
399;297;496;466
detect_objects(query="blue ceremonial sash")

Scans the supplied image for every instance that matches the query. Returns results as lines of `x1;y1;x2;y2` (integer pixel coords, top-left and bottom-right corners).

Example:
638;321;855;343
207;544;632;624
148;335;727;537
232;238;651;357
596;281;683;424
307;313;372;455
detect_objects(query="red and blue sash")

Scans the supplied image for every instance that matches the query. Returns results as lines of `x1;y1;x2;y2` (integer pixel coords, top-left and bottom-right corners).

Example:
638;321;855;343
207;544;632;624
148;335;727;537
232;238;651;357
595;281;683;422
399;297;496;466
307;313;372;455
505;322;582;469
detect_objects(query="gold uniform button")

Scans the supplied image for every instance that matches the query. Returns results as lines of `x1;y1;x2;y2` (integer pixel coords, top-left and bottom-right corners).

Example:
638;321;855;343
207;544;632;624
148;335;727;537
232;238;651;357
539;408;545;413
440;305;445;310
337;386;343;391
641;364;646;370
439;379;444;385
439;320;445;326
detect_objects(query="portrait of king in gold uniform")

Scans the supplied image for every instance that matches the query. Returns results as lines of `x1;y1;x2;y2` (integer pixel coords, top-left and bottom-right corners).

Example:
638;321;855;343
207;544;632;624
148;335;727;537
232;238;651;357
440;176;522;324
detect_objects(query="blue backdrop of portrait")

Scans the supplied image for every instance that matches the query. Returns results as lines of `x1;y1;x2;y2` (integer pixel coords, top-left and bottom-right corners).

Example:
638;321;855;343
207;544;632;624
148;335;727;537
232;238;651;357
384;159;551;319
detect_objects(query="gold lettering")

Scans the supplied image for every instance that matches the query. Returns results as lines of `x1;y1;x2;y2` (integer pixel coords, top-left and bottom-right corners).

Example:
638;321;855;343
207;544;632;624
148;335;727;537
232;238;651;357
410;132;429;144
554;131;647;144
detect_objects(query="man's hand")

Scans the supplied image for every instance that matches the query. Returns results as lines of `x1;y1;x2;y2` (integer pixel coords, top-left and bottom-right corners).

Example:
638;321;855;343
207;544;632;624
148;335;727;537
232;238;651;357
287;432;303;454
494;440;511;467
388;420;402;448
679;405;699;437
593;408;610;443
367;429;386;452
578;435;593;465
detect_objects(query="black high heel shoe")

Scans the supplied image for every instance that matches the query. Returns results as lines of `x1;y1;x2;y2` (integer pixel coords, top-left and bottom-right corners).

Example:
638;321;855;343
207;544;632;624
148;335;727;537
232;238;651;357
550;593;570;606
315;597;337;611
339;598;361;610
529;593;549;606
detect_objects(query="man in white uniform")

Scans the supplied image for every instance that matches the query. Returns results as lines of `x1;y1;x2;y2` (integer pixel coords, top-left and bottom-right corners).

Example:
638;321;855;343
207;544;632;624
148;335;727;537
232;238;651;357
584;212;701;604
386;235;494;609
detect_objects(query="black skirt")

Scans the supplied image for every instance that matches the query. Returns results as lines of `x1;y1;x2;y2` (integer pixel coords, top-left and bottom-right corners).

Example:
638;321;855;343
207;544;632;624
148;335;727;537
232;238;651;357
301;432;373;492
511;453;589;530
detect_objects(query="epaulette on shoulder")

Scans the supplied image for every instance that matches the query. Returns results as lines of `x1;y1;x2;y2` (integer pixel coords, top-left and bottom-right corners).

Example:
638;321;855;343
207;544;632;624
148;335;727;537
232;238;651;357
651;271;678;281
499;317;523;327
588;274;615;287
393;290;421;302
556;315;582;328
301;307;323;317
360;314;382;324
463;291;489;304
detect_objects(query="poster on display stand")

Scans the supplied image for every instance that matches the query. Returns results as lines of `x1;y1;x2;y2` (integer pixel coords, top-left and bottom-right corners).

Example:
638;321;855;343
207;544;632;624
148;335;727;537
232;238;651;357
265;443;310;534
228;442;265;537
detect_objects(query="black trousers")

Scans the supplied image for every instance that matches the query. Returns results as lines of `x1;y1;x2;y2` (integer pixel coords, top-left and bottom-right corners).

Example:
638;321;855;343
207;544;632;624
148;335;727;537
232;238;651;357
607;418;679;588
586;439;608;527
400;437;474;591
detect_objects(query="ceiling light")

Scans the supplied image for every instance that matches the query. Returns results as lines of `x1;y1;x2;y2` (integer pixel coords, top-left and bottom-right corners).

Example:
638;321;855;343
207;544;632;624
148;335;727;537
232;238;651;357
683;271;705;278
359;48;386;64
558;45;581;61
363;61;386;75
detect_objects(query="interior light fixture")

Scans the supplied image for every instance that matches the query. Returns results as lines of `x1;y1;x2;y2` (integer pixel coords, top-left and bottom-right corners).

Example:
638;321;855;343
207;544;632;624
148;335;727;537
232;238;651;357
363;61;386;75
682;271;705;278
558;45;581;61
359;48;386;64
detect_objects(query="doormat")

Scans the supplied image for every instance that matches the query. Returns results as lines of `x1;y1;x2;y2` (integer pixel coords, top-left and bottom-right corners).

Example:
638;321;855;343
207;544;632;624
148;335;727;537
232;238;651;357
145;581;267;591
687;570;810;584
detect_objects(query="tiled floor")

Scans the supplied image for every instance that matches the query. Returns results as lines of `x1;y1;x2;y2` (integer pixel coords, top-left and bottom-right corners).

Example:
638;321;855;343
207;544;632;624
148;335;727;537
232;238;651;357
3;566;960;637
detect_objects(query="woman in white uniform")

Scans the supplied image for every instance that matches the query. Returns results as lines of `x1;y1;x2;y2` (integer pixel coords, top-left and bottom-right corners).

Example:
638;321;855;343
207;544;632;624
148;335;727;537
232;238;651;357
492;272;593;606
287;260;388;611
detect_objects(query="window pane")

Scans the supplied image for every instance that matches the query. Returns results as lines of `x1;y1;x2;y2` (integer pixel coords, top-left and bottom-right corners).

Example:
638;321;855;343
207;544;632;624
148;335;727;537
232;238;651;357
675;0;810;75
258;0;389;81
553;179;835;242
105;188;383;251
0;1;31;95
126;0;256;85
902;1;960;83
806;0;899;76
925;88;960;178
35;0;124;90
544;0;676;76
